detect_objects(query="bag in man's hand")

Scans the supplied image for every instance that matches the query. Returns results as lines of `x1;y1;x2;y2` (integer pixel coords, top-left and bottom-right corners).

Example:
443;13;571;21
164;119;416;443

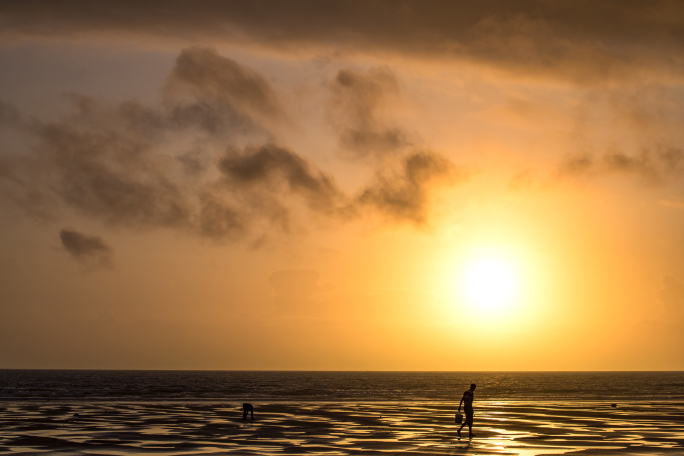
455;412;463;424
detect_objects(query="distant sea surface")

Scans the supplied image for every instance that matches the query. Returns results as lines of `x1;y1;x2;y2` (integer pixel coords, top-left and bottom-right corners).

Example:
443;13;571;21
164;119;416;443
0;370;683;402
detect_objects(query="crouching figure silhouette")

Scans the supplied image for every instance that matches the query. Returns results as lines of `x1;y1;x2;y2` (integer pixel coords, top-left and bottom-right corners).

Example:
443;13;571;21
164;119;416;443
243;403;254;420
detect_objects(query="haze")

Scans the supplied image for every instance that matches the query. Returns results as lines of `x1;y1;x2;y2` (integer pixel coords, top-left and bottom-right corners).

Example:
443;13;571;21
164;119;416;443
1;1;683;370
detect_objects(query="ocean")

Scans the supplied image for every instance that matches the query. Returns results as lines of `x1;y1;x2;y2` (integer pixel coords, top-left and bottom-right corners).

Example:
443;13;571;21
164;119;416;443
1;370;683;402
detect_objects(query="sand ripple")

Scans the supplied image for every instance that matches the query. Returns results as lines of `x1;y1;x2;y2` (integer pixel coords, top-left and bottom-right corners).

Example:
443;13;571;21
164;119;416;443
0;400;683;455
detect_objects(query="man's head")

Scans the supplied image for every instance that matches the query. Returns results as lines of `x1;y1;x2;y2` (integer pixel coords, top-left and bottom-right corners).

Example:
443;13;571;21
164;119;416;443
470;383;476;391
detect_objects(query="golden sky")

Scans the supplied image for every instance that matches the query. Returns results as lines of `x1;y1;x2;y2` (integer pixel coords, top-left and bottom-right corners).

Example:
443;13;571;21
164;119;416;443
1;1;683;370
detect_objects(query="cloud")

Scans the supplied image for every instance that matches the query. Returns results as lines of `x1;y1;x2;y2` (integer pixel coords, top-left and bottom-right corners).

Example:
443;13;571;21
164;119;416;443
162;48;280;138
0;47;279;235
30;115;191;228
59;229;112;267
196;194;244;240
165;47;284;125
0;47;461;243
2;1;683;85
218;143;344;214
559;147;684;182
329;68;410;158
602;151;674;181
358;150;459;224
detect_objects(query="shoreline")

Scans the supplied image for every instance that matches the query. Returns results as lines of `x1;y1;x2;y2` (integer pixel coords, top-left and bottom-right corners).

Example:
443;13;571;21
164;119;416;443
2;398;684;403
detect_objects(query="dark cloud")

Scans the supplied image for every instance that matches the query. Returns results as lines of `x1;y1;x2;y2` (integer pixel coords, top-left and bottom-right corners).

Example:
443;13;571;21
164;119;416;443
0;47;461;242
559;154;594;176
31;117;190;228
196;194;244;240
560;147;684;182
166;47;283;121
358;150;458;224
216;144;459;226
0;47;280;235
42;50;274;140
218;143;344;214
2;1;683;84
329;68;409;158
603;152;657;180
163;48;278;137
59;229;112;267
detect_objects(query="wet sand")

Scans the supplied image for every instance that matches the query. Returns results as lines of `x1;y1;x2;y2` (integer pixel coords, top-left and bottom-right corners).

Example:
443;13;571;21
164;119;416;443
1;400;683;455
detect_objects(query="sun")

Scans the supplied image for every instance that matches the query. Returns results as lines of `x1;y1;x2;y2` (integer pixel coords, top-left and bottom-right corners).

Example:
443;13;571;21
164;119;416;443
461;254;520;313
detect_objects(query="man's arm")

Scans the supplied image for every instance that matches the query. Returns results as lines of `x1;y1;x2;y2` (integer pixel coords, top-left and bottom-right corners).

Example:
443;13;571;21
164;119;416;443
458;394;464;412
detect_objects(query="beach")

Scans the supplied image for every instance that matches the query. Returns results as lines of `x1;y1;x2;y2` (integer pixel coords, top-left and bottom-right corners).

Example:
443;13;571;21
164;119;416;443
2;399;683;455
2;5;684;455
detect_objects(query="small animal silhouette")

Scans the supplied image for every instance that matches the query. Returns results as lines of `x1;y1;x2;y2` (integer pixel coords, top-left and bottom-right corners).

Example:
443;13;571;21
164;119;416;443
243;403;254;420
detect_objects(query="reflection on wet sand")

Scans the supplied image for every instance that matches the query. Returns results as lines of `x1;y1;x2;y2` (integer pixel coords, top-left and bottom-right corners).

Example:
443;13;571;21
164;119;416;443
0;400;682;455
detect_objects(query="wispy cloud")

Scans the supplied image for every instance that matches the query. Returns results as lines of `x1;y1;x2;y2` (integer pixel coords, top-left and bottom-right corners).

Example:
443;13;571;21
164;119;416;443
59;229;112;268
559;147;684;183
358;150;461;224
329;67;410;159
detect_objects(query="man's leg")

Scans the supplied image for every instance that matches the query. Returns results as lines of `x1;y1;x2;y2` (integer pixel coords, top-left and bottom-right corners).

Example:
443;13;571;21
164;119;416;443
468;423;476;437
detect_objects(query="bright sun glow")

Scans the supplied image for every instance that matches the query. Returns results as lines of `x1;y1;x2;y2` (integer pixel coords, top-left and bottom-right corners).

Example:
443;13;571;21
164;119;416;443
461;255;520;312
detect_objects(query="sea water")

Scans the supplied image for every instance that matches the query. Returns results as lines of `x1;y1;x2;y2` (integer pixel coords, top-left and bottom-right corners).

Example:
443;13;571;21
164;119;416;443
1;370;682;402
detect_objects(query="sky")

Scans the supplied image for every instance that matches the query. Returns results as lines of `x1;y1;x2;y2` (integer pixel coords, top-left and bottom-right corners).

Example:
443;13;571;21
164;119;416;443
1;0;684;370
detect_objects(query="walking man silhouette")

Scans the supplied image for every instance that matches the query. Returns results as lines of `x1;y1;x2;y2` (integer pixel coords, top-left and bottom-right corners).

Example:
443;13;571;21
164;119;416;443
457;383;476;438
